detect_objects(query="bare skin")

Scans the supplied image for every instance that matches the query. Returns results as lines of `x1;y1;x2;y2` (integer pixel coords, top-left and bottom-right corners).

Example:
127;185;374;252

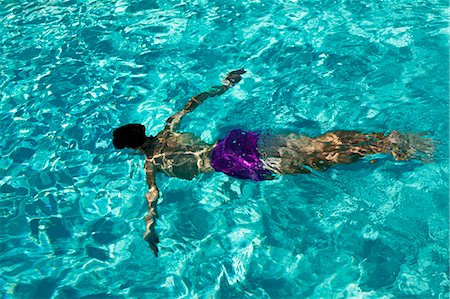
132;69;433;256
137;70;245;256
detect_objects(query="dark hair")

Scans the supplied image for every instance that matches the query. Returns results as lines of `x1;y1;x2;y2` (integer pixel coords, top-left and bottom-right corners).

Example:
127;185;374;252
113;124;147;149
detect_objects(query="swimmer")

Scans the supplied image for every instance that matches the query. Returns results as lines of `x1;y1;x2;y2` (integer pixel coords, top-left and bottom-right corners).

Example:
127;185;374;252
112;69;434;257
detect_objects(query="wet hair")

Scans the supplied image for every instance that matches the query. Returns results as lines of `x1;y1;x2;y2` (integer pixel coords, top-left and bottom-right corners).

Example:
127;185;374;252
113;124;147;149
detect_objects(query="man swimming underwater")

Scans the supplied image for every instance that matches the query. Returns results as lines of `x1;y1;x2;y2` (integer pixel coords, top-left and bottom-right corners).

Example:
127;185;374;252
113;69;433;257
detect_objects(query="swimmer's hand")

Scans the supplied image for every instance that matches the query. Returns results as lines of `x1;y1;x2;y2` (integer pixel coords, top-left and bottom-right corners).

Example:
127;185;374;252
165;69;244;132
222;68;246;87
144;222;159;257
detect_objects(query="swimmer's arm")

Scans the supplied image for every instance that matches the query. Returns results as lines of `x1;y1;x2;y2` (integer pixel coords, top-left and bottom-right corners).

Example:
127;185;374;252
164;69;246;132
144;160;160;257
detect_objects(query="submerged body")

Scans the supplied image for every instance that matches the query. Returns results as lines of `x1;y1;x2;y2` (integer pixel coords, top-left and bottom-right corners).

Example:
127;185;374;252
142;128;424;181
113;69;433;256
143;130;214;180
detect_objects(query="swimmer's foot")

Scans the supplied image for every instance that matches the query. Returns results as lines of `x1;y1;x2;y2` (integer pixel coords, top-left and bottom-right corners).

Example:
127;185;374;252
387;131;435;162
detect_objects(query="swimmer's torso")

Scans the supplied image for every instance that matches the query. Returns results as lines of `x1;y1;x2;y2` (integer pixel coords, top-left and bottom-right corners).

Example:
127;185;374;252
143;131;215;180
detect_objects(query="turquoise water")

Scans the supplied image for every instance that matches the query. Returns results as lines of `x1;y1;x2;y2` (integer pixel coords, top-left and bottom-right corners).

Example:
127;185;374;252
1;0;449;298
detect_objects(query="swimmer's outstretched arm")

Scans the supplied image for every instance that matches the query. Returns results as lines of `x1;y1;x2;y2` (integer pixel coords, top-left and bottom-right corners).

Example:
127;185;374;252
164;69;246;132
143;159;160;257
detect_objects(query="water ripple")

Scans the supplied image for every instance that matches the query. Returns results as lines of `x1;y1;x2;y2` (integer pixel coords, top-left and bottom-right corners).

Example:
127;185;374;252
0;0;448;298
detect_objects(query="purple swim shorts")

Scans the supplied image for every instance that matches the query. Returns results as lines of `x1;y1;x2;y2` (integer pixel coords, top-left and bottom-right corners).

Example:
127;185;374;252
210;129;272;181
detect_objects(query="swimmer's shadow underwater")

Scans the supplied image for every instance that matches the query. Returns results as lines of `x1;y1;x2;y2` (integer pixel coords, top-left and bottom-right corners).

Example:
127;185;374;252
112;69;434;257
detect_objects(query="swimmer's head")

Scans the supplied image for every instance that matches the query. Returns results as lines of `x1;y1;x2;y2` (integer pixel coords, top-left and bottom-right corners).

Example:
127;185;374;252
113;123;147;149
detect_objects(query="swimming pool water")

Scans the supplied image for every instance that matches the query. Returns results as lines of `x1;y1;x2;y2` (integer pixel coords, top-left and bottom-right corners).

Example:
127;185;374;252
0;0;448;298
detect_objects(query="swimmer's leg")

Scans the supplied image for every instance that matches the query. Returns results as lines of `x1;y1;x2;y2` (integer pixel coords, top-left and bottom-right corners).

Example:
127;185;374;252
257;131;380;173
258;131;434;175
384;131;435;161
306;130;434;170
